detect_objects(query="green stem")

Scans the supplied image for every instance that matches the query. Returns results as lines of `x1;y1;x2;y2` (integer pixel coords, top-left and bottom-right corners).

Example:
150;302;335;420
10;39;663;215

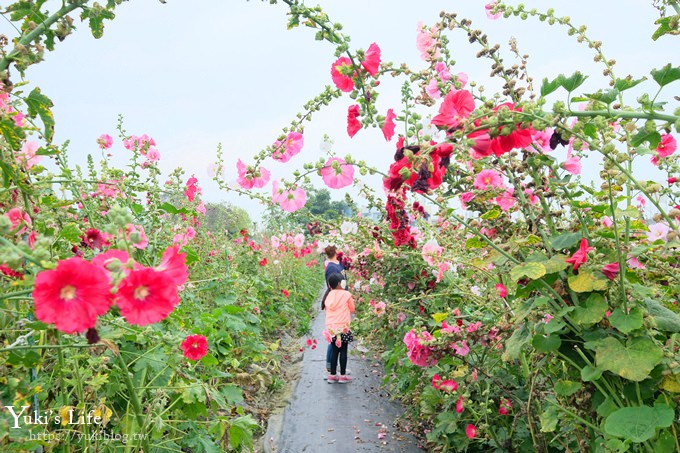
605;175;628;312
0;1;86;72
0;343;98;353
544;399;599;431
566;109;678;123
116;352;151;453
0;288;33;301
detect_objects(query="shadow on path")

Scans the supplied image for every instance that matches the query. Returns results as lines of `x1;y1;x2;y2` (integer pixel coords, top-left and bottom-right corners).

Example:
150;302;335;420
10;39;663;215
264;302;422;453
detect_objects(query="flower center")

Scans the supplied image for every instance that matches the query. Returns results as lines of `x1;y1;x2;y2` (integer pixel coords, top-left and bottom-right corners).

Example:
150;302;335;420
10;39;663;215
134;286;149;300
191;343;199;349
60;285;77;301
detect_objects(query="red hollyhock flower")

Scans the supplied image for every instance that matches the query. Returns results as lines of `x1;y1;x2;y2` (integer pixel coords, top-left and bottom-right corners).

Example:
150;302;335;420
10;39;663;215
181;334;208;361
115;267;179;325
81;228;108;249
282;289;290;298
488;103;534;156
0;264;23;279
602;262;620;281
565;238;594;272
330;57;355;92
259;258;268;266
33;257;113;334
156;245;188;286
431;89;475;129
465;424;477;439
361;42;381;76
495;283;508;298
347;104;362;138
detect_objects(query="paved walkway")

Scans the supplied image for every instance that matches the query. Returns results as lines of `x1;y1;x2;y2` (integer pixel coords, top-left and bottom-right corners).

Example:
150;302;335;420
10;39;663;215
264;302;422;453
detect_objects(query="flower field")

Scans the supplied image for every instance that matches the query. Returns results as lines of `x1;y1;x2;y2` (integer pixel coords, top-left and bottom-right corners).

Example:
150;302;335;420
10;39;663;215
1;0;680;452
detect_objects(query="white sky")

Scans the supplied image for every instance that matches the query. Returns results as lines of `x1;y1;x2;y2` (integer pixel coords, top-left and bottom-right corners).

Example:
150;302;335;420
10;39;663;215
6;0;674;219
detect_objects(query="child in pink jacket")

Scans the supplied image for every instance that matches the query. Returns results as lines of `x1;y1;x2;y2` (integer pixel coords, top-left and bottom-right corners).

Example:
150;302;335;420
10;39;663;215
324;272;355;383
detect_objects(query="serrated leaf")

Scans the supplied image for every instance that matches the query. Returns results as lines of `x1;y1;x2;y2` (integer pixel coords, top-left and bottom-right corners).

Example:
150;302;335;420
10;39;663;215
549;232;582;250
181;246;199;265
586;88;619;105
540;76;561;97
522;234;542;245
650;63;680;87
542;255;570;274
221;384;243;404
568;270;608;292
554;380;581;397
0;118;27;150
481;208;501;220
502;323;530;361
586;336;663;382
609;306;644;334
644;298;680;332
510;262;546;281
572;293;608;326
604;405;674;443
557;71;588;92
614;76;647;91
652;16;677;40
59;223;82;242
532;333;561;352
25;88;55;142
631;130;662;148
465;236;486;249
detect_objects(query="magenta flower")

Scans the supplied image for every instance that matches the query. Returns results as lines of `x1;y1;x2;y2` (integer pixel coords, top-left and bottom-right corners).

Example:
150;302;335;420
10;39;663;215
465;424;477;439
656;134;677;158
184;176;199;202
495;191;517;211
278;186;307;212
361;42;381;76
495;283;507;298
473;169;504;190
431;89;475;129
16;141;41;169
456;396;465;413
602;262;620;281
525;129;553;153
330;56;355;92
382;108;397;141
565;238;594;272
347;104;361;138
320;157;354;189
273;131;305;163
97;134;113;149
435;62;451;81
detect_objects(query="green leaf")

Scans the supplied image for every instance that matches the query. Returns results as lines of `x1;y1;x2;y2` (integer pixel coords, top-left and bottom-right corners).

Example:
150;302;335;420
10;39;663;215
539;405;559;432
502;323;531;361
200;353;218;367
59;223;82;242
465;236;486;249
481;208;501;220
614;206;641;219
586;337;663;382
631;129;662;148
432;312;448;324
540;77;561;97
554;380;581;397
586;89;619;105
572;293;608;326
596;397;618;418
568;270;608;293
25;88;55;142
532;333;561;353
609;307;644;334
650;63;680;87
229;414;259;450
614;76;647;91
540;255;569;274
181;246;199;265
581;365;603;382
604;405;674;443
557;71;588;92
0;118;27;150
510;262;546;281
644;298;680;333
549;232;582;250
221;385;244;404
652;15;678;40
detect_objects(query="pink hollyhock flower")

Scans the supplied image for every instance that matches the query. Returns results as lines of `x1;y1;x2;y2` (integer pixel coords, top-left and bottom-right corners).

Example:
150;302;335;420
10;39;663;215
668;177;678;184
495;283;507;298
382;108;397;141
565;238;594;272
431;373;442;390
6;208;32;235
156;245;188;287
294;233;305;248
145;147;160;163
403;329;437;366
431;90;475;129
115;267;180;325
259;258;268;266
647;223;670;242
602;262;620;280
274;131;305;163
627;256;646;269
498;399;512;415
466;424;477;439
97;134;113;149
435;62;452;81
271;236;280;248
525;129;553;153
485;1;501;19
33;257;113;334
436;262;449;283
272;180;285;204
425;78;441;99
562;154;582;175
468;131;492;160
602;216;613;227
374;301;386;316
397;312;407;323
415;23;437;60
82;228;108;249
467;321;482;333
279;186;307;212
196;201;206;215
495;190;516;211
236;159;271;189
330;56;355;92
91;249;133;278
185;176;199;202
361;42;381;76
524;188;539;205
126;224;148;250
460;192;475;210
439;379;458;392
421;239;443;266
16;141;42;169
456;396;465;413
181;334;208;361
347;104;362;138
452;341;470;356
473;169;504;190
656;134;677;158
321;157;354;189
441;320;459;334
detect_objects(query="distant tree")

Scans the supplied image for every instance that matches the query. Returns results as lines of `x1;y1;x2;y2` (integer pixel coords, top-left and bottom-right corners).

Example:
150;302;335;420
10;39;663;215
204;202;253;237
262;188;351;233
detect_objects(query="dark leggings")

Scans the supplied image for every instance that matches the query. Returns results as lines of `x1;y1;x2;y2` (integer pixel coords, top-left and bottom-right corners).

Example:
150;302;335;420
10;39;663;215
329;340;348;375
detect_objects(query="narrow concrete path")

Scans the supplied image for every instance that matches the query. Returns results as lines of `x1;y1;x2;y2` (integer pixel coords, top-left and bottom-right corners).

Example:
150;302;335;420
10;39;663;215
265;303;422;453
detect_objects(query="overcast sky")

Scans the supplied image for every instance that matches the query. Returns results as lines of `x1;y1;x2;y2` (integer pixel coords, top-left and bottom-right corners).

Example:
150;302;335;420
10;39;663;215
8;0;673;219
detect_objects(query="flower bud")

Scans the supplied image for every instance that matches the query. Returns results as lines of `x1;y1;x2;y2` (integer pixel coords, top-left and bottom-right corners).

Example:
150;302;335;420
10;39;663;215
0;215;11;235
647;183;662;193
668;208;680;219
667;231;678;241
652;213;663;222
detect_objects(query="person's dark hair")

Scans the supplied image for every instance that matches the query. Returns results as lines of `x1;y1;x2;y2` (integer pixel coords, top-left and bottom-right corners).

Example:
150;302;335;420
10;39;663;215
324;245;337;259
328;272;343;290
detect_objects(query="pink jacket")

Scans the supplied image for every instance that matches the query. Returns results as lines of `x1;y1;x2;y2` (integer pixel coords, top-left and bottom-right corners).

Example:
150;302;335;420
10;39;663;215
324;289;355;333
